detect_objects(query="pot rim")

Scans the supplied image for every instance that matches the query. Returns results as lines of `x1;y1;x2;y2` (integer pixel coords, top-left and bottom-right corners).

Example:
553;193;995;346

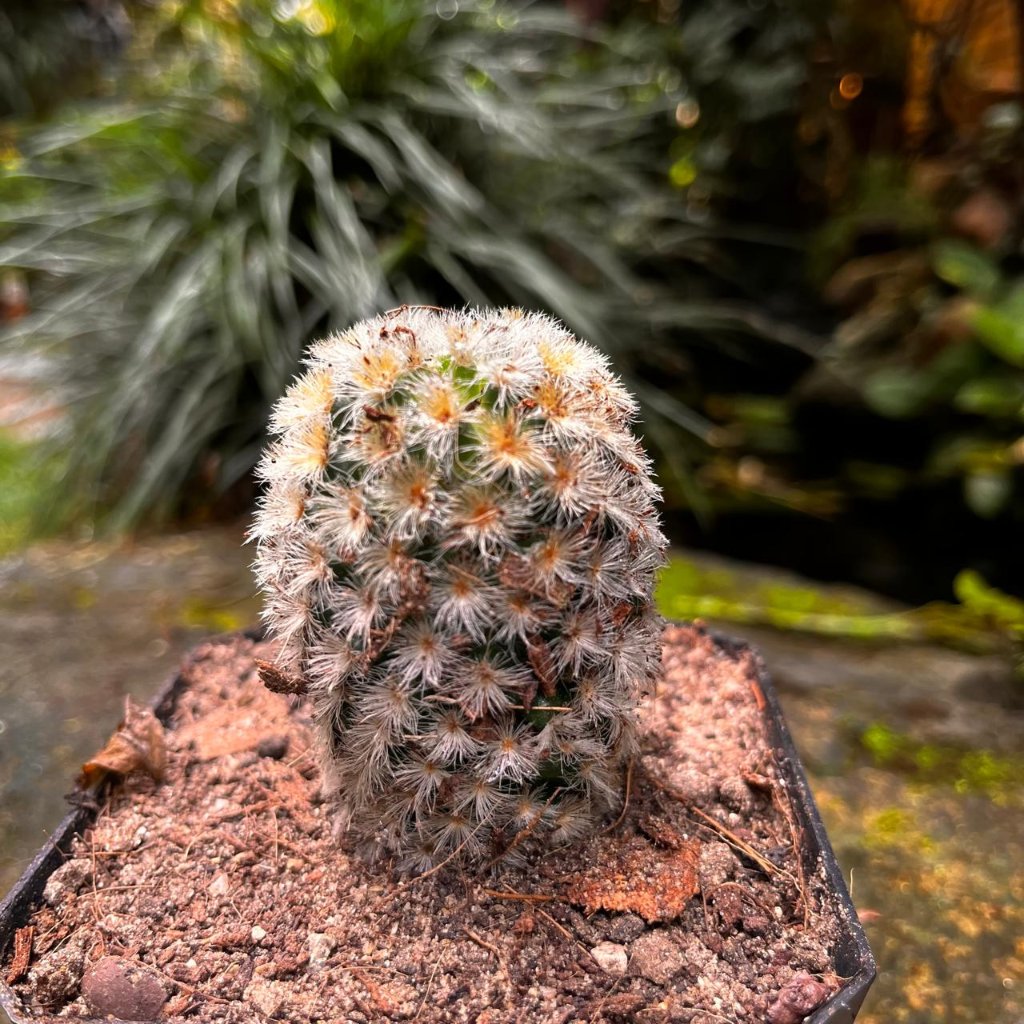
710;632;876;1024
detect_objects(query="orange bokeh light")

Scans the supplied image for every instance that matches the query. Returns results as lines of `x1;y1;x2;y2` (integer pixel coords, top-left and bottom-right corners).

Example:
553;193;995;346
839;72;864;100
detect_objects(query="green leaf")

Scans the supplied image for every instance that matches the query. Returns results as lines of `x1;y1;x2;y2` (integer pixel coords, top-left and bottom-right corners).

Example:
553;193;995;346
972;306;1024;367
963;469;1012;518
931;239;1000;297
954;376;1024;418
863;368;931;418
953;570;1024;634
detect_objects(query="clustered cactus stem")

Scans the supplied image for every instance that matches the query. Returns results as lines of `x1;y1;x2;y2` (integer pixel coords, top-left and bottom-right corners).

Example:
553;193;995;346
252;307;666;870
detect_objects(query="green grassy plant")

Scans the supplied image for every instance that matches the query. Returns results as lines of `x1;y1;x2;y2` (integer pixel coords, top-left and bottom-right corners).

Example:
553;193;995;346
0;430;61;553
0;0;807;529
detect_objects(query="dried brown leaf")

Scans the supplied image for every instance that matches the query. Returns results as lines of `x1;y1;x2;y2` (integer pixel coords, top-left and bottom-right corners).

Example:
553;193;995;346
79;700;166;789
255;660;309;696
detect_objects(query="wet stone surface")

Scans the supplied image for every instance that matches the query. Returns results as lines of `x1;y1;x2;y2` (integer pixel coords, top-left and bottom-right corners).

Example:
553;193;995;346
0;526;260;897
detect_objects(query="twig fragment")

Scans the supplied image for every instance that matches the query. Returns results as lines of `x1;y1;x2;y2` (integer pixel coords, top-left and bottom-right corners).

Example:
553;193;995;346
749;678;767;712
771;784;811;926
352;967;394;1013
481;889;553;904
600;757;634;835
462;927;501;958
535;909;574;943
413;948;446;1021
688;806;778;877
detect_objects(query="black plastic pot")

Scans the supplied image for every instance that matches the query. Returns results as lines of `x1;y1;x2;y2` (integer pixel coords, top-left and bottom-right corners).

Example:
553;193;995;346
0;630;875;1024
0;651;191;1024
713;634;877;1024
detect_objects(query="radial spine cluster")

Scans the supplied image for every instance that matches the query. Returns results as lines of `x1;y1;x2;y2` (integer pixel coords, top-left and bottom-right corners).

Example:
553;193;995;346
252;307;666;869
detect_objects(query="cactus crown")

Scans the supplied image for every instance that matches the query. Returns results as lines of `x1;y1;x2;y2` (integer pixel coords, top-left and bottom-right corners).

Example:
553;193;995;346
252;307;666;870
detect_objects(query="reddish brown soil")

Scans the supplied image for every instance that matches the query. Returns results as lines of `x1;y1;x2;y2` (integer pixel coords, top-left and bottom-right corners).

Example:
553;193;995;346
3;625;842;1023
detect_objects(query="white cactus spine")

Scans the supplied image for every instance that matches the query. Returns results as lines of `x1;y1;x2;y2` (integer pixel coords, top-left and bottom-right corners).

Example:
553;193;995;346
252;307;666;869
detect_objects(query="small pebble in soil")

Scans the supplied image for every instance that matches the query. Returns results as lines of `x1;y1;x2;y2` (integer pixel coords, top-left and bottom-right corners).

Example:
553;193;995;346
605;912;646;944
245;978;286;1018
600;991;648;1017
590;941;628;976
742;910;773;936
27;936;87;1008
675;933;715;980
208;870;231;897
42;859;92;906
713;888;745;931
307;932;337;970
767;971;832;1024
251;925;268;942
81;956;168;1021
629;932;687;985
666;765;718;805
720;776;759;814
699;841;738;891
256;735;289;759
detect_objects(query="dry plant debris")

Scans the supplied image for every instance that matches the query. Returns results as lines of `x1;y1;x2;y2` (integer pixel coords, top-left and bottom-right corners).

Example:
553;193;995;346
78;700;167;790
3;624;843;1023
562;834;700;922
5;925;33;985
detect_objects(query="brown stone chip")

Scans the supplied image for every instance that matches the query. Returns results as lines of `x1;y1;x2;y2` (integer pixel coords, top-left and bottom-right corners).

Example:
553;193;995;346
767;970;832;1024
255;659;308;696
81;956;169;1021
27;934;87;1008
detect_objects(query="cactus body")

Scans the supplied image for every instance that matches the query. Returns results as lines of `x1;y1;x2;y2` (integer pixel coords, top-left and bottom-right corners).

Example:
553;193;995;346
252;307;666;869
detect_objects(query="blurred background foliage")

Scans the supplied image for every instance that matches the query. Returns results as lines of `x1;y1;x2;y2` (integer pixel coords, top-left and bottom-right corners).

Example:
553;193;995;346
0;0;819;530
0;0;131;120
1;0;1023;657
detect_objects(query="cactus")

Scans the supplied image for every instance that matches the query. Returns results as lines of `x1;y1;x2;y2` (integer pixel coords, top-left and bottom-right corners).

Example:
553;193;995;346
251;307;666;869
